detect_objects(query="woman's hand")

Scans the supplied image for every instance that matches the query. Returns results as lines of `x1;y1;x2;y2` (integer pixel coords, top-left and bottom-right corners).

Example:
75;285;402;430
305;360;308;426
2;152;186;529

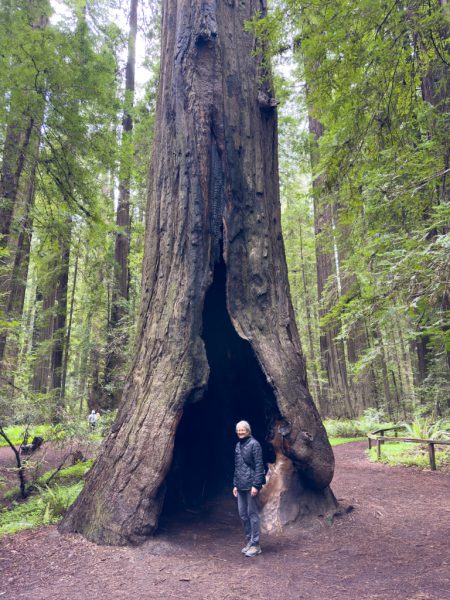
233;486;238;497
251;486;258;497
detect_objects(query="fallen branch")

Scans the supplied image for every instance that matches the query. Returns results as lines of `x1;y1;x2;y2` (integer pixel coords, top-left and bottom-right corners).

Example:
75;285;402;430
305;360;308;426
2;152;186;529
0;425;27;499
42;452;72;487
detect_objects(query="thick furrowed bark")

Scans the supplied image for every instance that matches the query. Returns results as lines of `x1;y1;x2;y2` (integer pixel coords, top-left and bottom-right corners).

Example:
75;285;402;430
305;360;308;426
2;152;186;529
60;0;335;545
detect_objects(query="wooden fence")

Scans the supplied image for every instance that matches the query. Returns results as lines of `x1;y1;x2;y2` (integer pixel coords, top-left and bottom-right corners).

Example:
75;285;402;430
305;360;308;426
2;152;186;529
367;425;450;471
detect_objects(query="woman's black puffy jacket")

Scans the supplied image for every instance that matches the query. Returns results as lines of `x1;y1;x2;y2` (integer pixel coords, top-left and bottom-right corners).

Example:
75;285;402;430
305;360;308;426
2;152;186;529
233;436;265;490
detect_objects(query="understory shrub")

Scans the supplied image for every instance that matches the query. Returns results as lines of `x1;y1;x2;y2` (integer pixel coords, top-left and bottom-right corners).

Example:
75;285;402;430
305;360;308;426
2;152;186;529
0;481;83;535
400;418;450;441
0;459;91;536
324;408;392;438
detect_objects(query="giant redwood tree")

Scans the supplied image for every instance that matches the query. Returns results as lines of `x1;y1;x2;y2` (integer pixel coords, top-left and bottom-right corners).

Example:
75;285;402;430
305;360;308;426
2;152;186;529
60;0;336;545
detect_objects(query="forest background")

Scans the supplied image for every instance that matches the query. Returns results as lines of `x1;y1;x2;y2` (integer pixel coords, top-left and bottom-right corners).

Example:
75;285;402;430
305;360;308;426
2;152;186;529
0;0;448;433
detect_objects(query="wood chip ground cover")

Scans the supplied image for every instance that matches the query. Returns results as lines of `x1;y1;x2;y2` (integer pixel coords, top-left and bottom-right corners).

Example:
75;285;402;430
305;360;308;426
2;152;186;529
1;442;449;600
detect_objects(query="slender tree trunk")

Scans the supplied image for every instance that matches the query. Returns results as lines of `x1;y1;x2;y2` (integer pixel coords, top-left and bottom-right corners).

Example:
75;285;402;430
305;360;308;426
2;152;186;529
88;344;102;412
0;115;35;251
51;221;71;409
61;238;80;401
0;2;48;401
297;216;320;407
78;309;93;415
60;0;336;545
395;314;415;404
31;287;56;394
0;114;36;369
373;327;393;418
31;219;71;410
0;115;42;366
104;0;139;406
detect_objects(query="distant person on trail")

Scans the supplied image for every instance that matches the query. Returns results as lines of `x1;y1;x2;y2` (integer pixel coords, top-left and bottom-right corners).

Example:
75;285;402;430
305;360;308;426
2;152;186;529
88;410;97;429
233;420;265;557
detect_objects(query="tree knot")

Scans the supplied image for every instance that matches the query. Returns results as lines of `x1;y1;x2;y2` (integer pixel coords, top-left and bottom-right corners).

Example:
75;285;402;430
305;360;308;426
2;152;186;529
195;6;218;47
258;91;279;111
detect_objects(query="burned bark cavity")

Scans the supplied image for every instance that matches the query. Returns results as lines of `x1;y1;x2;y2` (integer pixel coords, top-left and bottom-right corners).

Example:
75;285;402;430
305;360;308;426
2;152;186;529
162;257;279;515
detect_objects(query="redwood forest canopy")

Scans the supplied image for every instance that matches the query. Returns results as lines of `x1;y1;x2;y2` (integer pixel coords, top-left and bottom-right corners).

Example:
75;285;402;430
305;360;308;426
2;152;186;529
0;0;448;535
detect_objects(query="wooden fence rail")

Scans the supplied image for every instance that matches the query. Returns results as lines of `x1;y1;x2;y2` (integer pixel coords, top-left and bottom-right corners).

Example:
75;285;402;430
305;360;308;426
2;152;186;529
367;425;450;471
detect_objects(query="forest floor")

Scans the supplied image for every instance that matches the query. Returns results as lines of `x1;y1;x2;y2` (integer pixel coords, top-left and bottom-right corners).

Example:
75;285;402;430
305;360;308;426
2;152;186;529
1;441;450;600
0;441;95;508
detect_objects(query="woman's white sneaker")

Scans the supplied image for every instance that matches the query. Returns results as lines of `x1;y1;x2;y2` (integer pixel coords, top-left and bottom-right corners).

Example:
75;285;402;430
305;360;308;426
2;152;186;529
244;544;262;557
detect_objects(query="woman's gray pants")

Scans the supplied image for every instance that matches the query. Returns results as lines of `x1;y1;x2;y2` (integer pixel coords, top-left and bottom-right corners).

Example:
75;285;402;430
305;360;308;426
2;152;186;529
237;490;260;545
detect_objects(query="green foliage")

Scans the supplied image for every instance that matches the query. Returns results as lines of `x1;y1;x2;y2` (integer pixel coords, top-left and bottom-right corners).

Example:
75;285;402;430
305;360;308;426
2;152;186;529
1;0;447;429
41;459;93;485
324;408;392;438
0;481;83;535
0;424;51;447
0;0;162;423
0;457;91;534
250;0;449;419
400;418;450;441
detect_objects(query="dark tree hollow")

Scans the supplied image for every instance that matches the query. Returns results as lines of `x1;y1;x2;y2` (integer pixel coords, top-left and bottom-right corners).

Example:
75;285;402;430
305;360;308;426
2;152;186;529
163;257;279;514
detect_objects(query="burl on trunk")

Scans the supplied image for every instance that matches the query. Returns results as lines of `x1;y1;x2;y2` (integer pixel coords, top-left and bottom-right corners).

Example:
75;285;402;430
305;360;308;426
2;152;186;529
59;0;336;545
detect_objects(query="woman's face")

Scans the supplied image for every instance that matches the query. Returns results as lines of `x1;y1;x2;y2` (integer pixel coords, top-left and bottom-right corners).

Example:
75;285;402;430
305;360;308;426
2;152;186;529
236;425;249;439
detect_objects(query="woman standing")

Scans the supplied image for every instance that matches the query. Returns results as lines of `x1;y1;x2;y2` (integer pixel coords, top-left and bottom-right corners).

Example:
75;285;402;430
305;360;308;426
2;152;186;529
233;420;265;557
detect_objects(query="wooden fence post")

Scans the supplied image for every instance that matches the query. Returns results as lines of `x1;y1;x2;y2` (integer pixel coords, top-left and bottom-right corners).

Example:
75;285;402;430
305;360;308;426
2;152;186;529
428;443;436;471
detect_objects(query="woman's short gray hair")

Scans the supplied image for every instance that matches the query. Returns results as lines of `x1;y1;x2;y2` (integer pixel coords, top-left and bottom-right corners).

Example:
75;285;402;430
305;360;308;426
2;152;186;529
236;420;251;434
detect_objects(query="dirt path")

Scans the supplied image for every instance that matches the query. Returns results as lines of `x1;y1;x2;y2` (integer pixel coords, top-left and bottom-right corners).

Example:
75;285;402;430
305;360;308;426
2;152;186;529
1;441;449;600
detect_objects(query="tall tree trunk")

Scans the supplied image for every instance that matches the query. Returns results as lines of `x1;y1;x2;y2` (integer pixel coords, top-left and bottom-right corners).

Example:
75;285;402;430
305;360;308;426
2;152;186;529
0;114;42;366
31;287;56;394
31;220;71;412
297;216;321;408
61;240;80;401
0;1;49;396
308;115;353;417
419;0;449;205
77;308;93;415
0;113;36;372
60;0;336;545
373;326;394;418
51;221;71;410
0;114;35;251
104;0;139;406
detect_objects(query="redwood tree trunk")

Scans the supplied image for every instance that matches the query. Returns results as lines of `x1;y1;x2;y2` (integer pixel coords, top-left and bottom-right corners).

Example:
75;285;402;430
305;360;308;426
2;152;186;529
51;221;71;404
0;124;40;365
104;0;139;406
60;0;336;545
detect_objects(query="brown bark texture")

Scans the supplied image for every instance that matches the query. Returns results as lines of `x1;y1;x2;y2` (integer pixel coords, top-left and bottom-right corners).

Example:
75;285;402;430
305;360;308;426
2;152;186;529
0;120;40;365
60;0;335;545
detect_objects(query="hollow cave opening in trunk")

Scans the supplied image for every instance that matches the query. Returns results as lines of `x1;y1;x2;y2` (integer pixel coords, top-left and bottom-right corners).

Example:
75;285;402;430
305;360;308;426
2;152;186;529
162;258;281;516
